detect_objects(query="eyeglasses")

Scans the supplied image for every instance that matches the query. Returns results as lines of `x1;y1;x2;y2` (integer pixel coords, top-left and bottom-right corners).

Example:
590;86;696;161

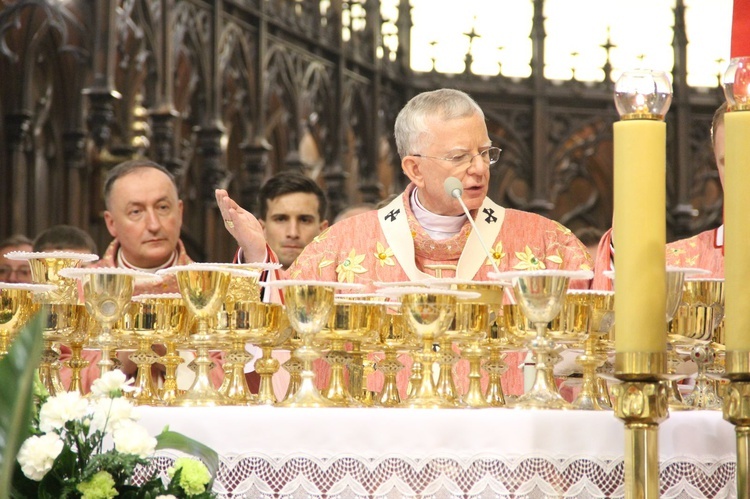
412;146;502;169
0;266;32;280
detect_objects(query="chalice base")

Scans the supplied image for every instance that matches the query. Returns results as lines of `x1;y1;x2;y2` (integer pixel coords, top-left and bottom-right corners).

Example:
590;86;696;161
221;364;258;406
513;368;572;410
171;347;228;407
683;377;723;410
277;372;334;407
664;380;693;411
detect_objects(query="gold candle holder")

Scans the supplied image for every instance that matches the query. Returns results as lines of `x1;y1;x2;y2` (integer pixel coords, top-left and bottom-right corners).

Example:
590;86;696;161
723;57;750;498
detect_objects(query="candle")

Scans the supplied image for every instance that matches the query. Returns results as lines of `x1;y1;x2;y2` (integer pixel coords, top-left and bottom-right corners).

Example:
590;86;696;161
724;109;750;356
613;119;667;356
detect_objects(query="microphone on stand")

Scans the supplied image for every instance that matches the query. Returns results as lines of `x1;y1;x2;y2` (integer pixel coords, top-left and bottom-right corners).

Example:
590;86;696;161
443;177;515;303
444;177;500;275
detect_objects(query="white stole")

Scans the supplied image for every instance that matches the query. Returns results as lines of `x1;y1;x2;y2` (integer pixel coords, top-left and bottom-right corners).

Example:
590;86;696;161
377;193;506;281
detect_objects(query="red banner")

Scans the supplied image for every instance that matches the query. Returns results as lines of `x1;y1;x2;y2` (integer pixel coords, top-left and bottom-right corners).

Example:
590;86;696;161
732;0;750;58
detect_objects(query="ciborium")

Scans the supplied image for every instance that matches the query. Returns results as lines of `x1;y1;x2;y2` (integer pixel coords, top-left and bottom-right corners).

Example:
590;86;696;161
157;264;253;407
491;270;593;410
265;280;363;407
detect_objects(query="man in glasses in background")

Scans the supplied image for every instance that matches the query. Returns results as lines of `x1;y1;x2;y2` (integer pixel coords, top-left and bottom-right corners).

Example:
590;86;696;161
0;234;33;283
217;88;592;398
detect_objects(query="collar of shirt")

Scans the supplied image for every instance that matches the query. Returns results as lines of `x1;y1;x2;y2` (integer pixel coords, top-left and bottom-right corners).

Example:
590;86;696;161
715;224;724;248
410;188;467;241
117;249;178;273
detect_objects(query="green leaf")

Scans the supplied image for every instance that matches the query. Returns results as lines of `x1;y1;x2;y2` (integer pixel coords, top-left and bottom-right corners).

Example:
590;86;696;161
0;313;45;498
155;428;219;487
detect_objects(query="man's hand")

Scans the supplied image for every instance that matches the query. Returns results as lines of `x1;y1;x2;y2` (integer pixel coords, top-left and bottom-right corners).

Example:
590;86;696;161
215;189;268;262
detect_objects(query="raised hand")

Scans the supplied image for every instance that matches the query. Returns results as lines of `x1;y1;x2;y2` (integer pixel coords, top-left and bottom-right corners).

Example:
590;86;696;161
215;189;268;262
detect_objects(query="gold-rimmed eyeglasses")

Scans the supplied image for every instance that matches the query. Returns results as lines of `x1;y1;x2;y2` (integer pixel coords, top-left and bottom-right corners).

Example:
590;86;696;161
412;146;501;169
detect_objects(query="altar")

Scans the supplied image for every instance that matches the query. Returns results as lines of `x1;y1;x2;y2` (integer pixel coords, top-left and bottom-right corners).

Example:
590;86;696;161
137;407;737;498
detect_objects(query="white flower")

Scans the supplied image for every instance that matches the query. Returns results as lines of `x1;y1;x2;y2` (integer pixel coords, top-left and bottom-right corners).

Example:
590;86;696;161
90;397;139;433
39;391;89;433
113;420;156;458
156;496;178;499
17;433;64;481
90;370;135;397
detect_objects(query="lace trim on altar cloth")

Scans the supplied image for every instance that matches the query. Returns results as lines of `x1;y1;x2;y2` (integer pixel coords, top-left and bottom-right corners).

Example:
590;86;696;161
134;453;737;499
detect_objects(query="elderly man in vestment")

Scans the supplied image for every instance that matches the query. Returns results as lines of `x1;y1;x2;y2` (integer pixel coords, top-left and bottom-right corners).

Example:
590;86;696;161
217;88;593;398
592;103;726;290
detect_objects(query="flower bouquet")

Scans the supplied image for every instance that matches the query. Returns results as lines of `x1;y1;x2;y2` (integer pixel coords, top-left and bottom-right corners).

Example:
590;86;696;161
1;314;219;499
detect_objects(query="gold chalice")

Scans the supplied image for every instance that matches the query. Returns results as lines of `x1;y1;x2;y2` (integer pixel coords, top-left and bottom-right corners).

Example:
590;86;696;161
673;278;724;409
210;265;262;405
9;251;98;393
60;268;154;377
119;296;163;405
39;303;88;395
565;290;615;411
379;286;478;408
430;278;506;408
662;267;710;410
157;264;248;407
130;293;187;404
7;251;99;304
0;283;52;360
317;298;367;407
267;280;363;407
329;294;389;405
365;302;416;407
491;269;593;410
244;303;288;405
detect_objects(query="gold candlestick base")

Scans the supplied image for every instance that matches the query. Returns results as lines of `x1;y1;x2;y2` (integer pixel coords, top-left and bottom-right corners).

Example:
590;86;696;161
612;380;669;499
722;379;750;498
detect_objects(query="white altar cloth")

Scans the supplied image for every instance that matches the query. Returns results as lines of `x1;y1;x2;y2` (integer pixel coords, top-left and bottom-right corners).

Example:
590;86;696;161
137;407;738;498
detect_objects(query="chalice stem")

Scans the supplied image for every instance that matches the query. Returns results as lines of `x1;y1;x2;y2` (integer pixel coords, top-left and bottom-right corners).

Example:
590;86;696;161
66;343;89;394
256;347;280;404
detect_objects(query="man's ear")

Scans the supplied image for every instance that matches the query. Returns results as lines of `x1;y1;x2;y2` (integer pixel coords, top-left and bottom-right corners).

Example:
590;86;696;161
319;219;329;231
103;211;117;238
402;157;426;188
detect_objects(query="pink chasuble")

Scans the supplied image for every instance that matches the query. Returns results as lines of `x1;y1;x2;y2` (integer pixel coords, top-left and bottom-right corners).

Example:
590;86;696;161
592;227;724;292
288;184;594;398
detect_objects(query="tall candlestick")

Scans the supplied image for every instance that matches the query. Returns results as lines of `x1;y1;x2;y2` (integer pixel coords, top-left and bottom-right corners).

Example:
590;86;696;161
612;70;671;376
723;57;750;369
613;120;666;356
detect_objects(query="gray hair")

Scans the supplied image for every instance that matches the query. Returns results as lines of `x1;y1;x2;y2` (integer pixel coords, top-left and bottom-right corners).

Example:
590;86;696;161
394;88;485;159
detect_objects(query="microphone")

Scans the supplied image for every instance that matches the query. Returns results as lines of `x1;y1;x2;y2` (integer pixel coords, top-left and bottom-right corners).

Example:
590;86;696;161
443;177;515;304
444;177;500;274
